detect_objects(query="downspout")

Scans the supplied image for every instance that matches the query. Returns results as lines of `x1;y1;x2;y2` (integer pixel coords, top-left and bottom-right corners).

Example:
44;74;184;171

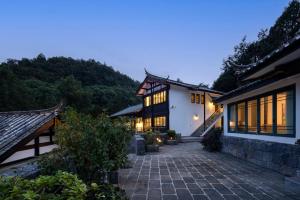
203;92;206;131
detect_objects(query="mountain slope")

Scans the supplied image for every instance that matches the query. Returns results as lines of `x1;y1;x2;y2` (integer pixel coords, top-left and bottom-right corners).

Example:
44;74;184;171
0;54;141;114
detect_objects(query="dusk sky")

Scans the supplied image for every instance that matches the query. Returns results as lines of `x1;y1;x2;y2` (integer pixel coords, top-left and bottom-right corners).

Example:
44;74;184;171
0;0;290;85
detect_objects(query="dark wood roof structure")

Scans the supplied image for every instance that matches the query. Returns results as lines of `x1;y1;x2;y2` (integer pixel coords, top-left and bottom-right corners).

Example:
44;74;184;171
110;103;143;117
136;70;224;96
215;35;300;103
0;104;62;162
241;35;300;81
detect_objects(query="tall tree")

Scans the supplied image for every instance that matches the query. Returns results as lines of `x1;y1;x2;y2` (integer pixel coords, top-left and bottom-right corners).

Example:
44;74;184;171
212;0;300;92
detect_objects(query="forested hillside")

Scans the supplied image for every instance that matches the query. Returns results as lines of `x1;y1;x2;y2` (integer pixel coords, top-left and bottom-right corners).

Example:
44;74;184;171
0;54;141;114
212;0;300;92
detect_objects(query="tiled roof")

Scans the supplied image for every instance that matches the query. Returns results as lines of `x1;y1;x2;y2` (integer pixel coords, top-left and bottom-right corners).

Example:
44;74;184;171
240;34;300;80
110;104;142;117
137;71;223;95
0;105;61;158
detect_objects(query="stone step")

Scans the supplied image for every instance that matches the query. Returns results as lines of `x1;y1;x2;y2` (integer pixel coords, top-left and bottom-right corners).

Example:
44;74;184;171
285;176;300;195
181;136;202;143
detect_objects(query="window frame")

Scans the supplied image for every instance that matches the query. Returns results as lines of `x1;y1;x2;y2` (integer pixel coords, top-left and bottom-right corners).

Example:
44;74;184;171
227;84;296;138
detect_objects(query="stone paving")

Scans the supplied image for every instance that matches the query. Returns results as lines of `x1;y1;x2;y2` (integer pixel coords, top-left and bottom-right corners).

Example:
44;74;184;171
119;142;300;200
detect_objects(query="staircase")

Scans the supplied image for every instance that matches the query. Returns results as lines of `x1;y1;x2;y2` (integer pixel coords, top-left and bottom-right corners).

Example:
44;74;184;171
191;110;223;137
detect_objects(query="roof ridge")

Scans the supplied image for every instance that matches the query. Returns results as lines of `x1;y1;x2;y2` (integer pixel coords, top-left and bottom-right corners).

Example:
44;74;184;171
0;101;63;115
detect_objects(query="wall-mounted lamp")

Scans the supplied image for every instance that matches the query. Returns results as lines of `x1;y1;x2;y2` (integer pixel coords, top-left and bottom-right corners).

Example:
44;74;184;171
193;114;199;120
170;105;176;109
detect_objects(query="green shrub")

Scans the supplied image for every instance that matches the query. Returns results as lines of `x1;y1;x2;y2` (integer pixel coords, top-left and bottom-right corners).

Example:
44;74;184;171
0;171;128;200
144;131;160;145
201;128;222;152
0;171;87;200
166;130;176;140
39;108;131;183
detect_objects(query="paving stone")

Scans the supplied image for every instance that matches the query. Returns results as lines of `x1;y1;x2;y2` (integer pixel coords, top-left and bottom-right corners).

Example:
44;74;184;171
212;184;233;194
183;177;195;183
161;175;172;183
193;195;209;200
162;183;176;194
176;189;193;200
148;189;161;200
119;142;296;199
223;194;240;200
132;194;147;200
173;180;186;188
150;173;160;180
196;179;212;189
162;194;178;200
232;188;256;200
203;188;224;200
149;180;160;188
160;169;170;175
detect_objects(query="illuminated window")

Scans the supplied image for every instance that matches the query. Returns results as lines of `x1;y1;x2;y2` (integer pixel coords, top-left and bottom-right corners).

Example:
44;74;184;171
201;95;205;104
260;95;273;134
237;102;246;132
247;99;257;133
144;96;151;107
195;94;200;104
154;116;166;127
191;93;195;103
143;118;151;131
153;91;166;104
135;118;143;132
276;90;294;134
228;104;236;132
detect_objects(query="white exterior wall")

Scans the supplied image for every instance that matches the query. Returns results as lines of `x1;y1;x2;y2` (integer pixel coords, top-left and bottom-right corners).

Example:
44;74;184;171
2;149;35;164
169;85;216;136
223;74;300;144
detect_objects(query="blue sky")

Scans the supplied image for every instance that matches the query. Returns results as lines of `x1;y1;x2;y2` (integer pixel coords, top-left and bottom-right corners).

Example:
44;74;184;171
0;0;290;85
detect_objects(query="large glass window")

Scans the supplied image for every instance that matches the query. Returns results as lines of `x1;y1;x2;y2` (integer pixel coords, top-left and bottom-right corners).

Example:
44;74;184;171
247;99;257;133
228;104;236;132
144;96;151;107
260;95;273;134
153;91;166;104
276;90;294;134
143;118;151;131
237;102;246;132
228;86;295;137
154;116;166;127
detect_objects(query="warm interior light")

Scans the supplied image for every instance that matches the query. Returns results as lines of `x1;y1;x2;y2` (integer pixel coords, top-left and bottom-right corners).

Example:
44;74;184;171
208;102;214;110
156;137;162;143
229;121;235;127
193;114;199;120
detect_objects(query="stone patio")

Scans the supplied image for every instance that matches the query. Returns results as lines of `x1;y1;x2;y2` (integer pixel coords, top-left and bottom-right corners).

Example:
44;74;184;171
119;142;300;200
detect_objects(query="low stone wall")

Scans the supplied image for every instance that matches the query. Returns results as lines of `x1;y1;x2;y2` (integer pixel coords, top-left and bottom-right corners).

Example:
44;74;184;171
221;136;300;176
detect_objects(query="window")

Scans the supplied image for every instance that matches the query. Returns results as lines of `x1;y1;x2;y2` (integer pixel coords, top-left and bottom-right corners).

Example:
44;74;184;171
144;96;151;107
191;93;195;103
260;95;273;134
237;102;246;132
228;104;236;132
276;90;294;134
195;94;200;104
247;99;257;133
143;118;151;131
201;95;205;104
154;116;166;127
227;85;295;137
135;118;143;132
153;91;166;104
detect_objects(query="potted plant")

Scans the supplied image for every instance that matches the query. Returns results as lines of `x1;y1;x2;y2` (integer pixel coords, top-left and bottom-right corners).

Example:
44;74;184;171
166;130;177;145
144;131;160;152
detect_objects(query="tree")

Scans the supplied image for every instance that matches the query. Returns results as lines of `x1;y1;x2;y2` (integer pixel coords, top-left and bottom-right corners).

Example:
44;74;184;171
212;0;300;91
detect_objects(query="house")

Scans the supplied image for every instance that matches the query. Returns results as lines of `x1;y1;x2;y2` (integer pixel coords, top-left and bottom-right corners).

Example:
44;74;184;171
215;35;300;176
0;104;61;166
112;71;223;136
